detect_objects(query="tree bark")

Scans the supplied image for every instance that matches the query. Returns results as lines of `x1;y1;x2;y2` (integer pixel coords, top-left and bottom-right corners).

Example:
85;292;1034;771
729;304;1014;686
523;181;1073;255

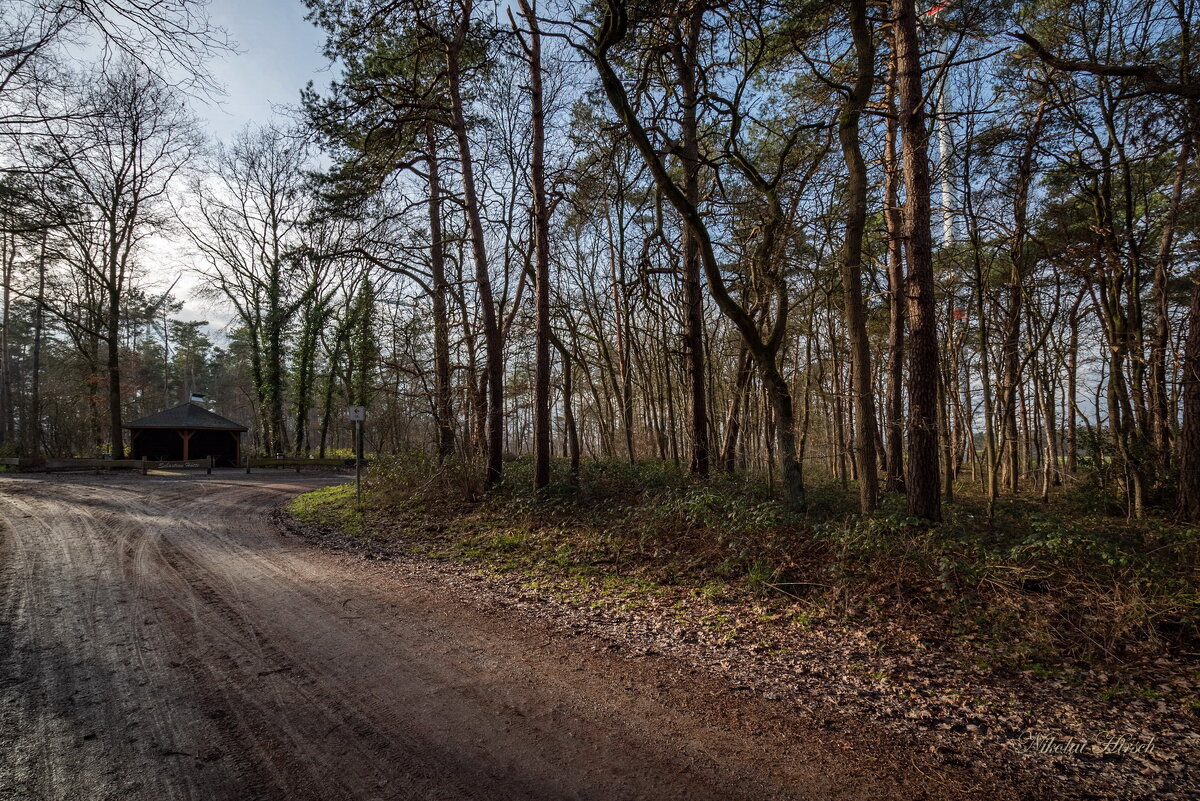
673;7;710;478
28;232;46;457
1179;266;1200;521
1150;139;1190;471
425;122;456;461
893;0;941;521
720;347;753;473
882;51;906;494
519;0;552;490
446;13;503;487
107;243;124;459
0;230;12;450
836;0;879;512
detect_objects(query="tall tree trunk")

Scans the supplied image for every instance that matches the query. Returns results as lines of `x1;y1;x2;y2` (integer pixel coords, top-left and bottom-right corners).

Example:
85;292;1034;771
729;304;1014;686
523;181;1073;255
829;314;849;487
600;195;636;464
720;347;753;472
292;300;324;456
1150;139;1190;471
1066;289;1084;475
961;109;997;508
29;233;46;457
519;0;551;489
446;17;504;487
893;0;941;521
317;338;343;460
107;257;124;459
836;0;879;512
1092;192;1147;517
1179;268;1200;521
265;323;286;455
673;7;710;478
940;366;955;503
425;122;456;461
1000;103;1047;494
87;336;102;455
524;2;552;487
0;231;12;450
547;331;580;476
883;51;906;494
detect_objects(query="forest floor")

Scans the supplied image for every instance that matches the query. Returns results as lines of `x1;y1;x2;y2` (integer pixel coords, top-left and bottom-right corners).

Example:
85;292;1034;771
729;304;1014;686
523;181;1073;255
284;456;1200;801
0;471;1013;801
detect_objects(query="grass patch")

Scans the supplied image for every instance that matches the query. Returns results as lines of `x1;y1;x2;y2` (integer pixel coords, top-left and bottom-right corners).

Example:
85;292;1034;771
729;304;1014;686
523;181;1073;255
286;482;365;537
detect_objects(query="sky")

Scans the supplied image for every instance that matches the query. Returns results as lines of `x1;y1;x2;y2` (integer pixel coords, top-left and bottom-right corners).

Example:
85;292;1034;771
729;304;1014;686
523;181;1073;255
201;0;330;141
163;0;330;329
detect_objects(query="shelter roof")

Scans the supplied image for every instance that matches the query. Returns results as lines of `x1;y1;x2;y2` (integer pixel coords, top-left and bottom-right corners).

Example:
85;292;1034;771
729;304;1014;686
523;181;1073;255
123;402;247;431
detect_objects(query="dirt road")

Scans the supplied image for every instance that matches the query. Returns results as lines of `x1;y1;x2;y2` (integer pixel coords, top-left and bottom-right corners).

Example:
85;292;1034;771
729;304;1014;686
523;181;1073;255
0;474;995;801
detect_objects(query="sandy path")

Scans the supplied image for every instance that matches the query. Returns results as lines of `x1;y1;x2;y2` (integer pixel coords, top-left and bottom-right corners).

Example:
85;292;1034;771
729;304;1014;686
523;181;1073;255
0;473;990;800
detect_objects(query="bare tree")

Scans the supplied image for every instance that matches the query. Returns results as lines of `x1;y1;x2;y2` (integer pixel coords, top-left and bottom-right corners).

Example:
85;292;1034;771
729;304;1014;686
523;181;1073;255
25;62;198;457
183;125;319;455
514;0;552;490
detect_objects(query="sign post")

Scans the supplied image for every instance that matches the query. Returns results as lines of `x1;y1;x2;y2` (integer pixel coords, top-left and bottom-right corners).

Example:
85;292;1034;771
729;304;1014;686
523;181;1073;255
347;406;366;508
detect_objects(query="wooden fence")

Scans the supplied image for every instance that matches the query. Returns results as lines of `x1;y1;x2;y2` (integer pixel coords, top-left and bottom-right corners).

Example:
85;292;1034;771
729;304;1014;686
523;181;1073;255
0;456;215;474
0;455;352;474
245;457;351;473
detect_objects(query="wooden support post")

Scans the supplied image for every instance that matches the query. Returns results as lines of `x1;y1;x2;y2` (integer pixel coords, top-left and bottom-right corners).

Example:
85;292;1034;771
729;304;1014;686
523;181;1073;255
207;454;213;475
141;456;147;476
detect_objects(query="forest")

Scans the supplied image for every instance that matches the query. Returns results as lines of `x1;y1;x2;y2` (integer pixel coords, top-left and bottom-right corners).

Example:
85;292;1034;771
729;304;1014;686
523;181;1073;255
0;0;1198;527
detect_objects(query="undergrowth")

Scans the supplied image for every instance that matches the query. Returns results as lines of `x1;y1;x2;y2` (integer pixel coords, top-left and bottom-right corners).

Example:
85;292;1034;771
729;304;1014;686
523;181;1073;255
286;455;1200;673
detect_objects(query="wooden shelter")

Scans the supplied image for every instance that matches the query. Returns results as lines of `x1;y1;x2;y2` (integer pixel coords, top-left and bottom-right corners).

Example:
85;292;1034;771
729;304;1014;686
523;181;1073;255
124;402;247;467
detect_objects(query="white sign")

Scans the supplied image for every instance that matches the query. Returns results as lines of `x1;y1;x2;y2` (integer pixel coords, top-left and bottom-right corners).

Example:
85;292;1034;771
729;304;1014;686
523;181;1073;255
347;405;366;421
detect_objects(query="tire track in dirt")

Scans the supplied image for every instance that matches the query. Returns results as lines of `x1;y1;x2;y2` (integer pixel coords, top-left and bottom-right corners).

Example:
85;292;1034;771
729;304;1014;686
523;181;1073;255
0;481;244;801
1;473;994;801
146;481;524;799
